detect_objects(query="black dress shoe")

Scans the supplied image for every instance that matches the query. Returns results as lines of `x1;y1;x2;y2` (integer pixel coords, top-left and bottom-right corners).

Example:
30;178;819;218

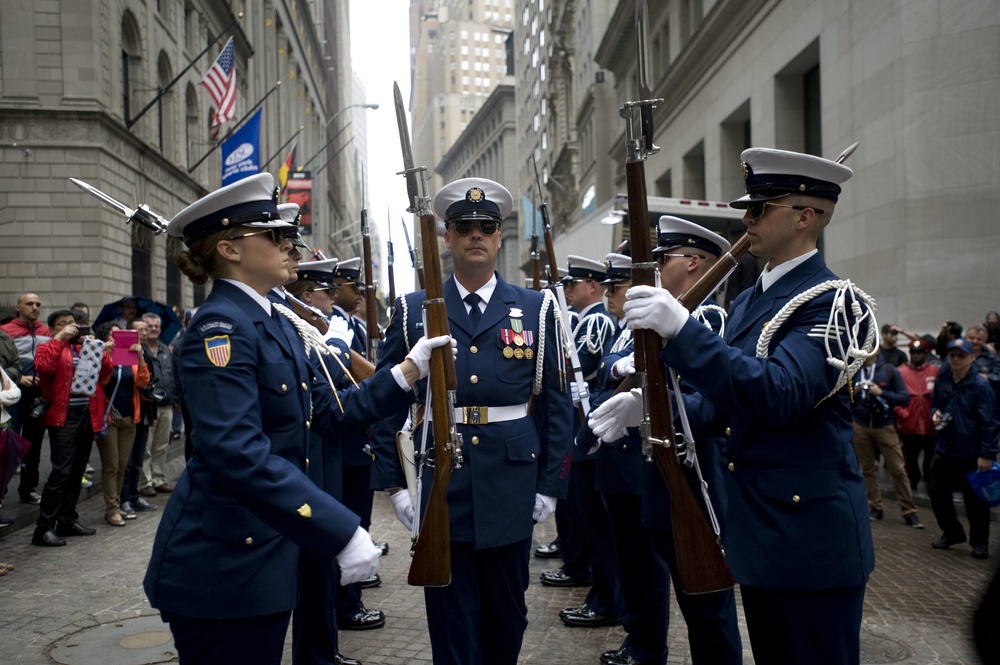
932;533;967;549
373;540;389;556
32;530;67;547
559;603;588;619
540;569;591;587
334;655;362;665
602;649;638;665
972;545;989;559
56;521;97;537
359;572;382;589
20;492;41;505
341;608;385;631
0;514;13;528
534;540;562;558
560;608;620;628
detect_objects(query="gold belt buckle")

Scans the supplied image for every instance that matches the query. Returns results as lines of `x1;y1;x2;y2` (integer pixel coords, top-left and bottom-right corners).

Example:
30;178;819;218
463;406;488;425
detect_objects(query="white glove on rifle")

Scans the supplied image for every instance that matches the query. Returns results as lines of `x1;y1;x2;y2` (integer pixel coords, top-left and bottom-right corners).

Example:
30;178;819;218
389;489;415;531
588;388;644;443
612;352;635;379
406;335;458;380
336;526;381;586
533;494;556;523
324;315;355;348
623;285;689;340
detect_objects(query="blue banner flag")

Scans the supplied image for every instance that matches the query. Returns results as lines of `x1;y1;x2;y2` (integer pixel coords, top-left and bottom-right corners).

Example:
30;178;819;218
221;108;262;186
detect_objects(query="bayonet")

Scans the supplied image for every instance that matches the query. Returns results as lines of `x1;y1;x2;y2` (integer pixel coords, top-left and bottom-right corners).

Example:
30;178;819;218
70;178;168;235
635;0;658;154
393;81;424;214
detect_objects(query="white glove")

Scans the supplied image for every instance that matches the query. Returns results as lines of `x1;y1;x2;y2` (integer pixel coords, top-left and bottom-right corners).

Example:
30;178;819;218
405;335;457;379
588;388;644;443
612;352;635;379
389;489;415;531
323;316;355;348
336;526;381;586
533;494;556;523
623;285;689;340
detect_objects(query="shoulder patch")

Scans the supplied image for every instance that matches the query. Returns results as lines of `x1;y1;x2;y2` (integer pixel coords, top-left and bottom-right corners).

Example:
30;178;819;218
197;319;237;336
204;336;232;367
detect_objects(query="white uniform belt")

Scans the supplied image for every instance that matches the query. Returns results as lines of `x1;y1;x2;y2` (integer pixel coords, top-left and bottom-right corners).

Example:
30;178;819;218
426;403;530;425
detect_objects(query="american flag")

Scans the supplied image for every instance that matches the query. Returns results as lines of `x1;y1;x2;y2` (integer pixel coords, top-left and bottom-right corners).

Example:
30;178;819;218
201;37;236;139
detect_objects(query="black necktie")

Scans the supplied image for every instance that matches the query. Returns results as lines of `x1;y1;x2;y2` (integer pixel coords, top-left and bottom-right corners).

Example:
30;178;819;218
747;280;764;307
465;293;482;328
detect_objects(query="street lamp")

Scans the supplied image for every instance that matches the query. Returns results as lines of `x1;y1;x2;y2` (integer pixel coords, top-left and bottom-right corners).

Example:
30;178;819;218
324;102;379;129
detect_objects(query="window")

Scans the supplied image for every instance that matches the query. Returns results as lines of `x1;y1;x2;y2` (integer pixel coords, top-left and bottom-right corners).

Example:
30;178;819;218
539;30;545;47
540;63;546;81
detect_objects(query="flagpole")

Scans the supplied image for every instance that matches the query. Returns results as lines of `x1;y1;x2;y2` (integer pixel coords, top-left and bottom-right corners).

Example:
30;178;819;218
314;137;356;177
261;126;303;171
126;13;242;129
188;81;280;174
298;122;352;172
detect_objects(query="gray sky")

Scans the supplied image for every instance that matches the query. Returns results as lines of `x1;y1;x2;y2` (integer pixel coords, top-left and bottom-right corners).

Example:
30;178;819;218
350;0;416;297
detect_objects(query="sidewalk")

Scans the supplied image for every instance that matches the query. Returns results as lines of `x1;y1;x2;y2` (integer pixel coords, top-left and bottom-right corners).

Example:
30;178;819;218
0;449;996;664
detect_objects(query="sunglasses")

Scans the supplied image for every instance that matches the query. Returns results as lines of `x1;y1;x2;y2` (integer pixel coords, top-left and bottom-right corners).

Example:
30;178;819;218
604;282;631;294
746;201;825;220
228;228;287;245
448;220;500;235
656;252;704;265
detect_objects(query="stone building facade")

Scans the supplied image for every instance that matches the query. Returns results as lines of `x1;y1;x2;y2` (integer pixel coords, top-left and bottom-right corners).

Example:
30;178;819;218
0;0;355;318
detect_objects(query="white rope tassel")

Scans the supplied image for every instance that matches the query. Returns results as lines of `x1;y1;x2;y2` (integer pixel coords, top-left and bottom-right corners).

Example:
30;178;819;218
534;290;555;396
691;304;728;338
754;279;878;405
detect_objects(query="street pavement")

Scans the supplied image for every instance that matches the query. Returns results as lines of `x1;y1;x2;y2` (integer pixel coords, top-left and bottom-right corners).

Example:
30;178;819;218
0;447;996;664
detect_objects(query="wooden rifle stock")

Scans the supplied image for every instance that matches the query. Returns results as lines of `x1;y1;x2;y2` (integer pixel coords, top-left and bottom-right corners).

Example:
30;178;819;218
626;159;734;595
677;233;751;310
407;210;459;587
361;217;381;366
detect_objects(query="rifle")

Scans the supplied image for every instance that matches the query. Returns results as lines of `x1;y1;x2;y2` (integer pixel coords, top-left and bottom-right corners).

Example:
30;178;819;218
360;166;381;365
394;80;462;587
530;186;541;290
387;208;397;316
402;217;425;290
532;154;591;418
621;0;734;595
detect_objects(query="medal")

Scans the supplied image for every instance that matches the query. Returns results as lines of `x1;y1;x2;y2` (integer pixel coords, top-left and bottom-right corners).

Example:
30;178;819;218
525;347;534;359
514;334;524;347
503;346;514;358
514;348;524;359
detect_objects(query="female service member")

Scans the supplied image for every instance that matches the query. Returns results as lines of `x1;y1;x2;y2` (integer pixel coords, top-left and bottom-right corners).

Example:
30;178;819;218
143;173;450;664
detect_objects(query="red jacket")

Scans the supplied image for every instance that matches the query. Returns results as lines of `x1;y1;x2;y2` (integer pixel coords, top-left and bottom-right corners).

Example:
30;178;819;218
34;339;113;431
894;361;939;436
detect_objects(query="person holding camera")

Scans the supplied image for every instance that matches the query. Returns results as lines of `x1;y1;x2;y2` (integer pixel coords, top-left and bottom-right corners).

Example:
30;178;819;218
928;338;1000;560
30;309;112;547
851;350;924;528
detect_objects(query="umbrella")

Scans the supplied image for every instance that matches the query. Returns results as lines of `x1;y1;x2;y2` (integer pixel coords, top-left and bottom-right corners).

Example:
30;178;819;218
93;296;183;345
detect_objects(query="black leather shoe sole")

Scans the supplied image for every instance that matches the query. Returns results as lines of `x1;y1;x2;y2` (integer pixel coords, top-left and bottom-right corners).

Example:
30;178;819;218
32;531;67;547
932;535;967;549
359;573;382;589
534;543;562;558
540;572;592;587
340;612;386;631
972;546;989;559
56;523;97;537
560;611;620;628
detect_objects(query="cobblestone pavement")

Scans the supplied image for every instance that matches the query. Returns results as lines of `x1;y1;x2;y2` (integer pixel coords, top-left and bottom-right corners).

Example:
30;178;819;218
0;451;996;664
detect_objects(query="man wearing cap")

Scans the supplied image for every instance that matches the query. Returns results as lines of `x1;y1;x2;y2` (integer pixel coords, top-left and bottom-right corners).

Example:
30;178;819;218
896;338;940;491
594;227;743;665
143;173;450;664
593;148;875;664
928;338;1000;560
370;177;573;665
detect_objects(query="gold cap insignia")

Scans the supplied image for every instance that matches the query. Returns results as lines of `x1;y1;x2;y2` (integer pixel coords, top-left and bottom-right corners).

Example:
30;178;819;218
741;162;749;179
467;187;485;203
296;503;312;518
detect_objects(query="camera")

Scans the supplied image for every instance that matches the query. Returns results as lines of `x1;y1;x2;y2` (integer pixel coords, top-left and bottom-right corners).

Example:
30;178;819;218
935;412;954;431
70;325;91;345
140;383;167;404
29;396;48;420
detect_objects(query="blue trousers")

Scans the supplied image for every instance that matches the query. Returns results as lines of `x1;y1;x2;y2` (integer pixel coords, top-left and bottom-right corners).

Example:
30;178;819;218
164;610;291;665
424;539;531;665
